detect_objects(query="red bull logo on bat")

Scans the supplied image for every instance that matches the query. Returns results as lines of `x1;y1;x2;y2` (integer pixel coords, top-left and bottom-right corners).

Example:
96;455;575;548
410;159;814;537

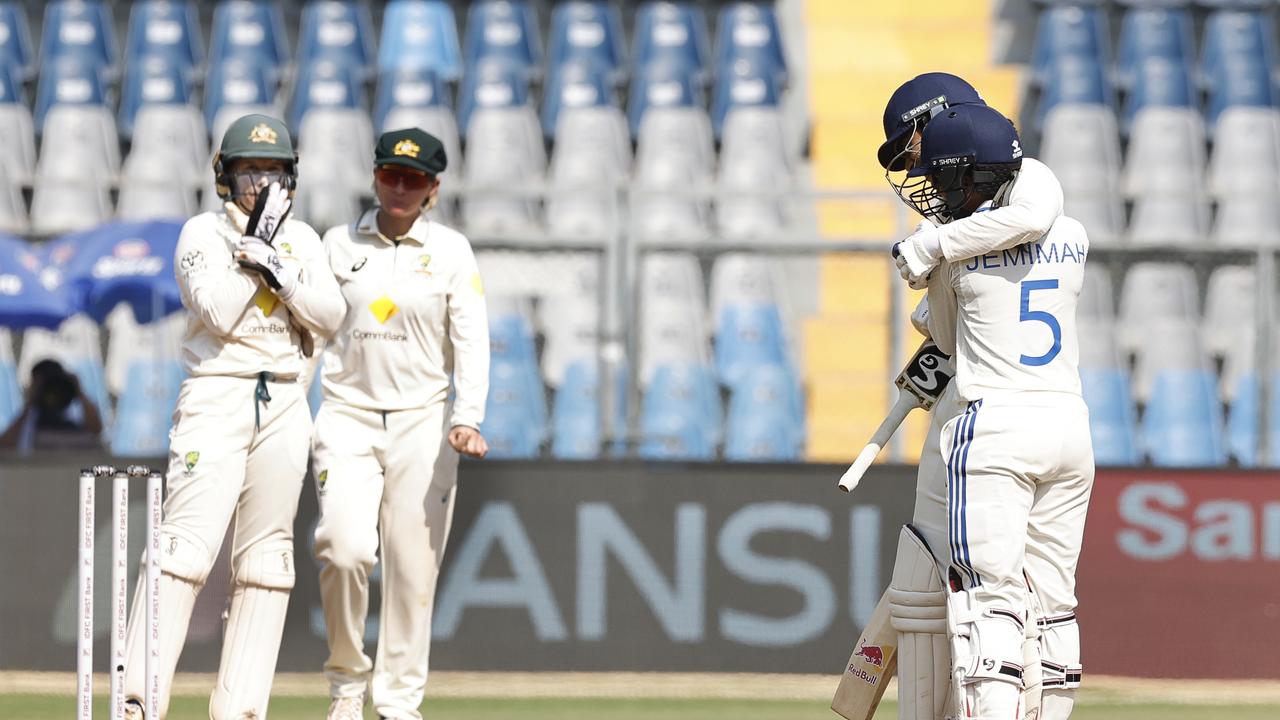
852;641;884;667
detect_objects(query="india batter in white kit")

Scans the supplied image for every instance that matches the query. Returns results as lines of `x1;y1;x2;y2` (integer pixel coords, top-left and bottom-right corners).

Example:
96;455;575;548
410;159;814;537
878;73;1066;720
911;104;1093;720
313;128;490;720
122;114;345;719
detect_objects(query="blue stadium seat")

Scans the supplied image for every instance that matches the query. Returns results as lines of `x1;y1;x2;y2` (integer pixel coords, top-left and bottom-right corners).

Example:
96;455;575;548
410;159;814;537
0;358;20;429
1206;58;1275;129
1121;57;1195;130
1032;4;1109;83
378;0;463;82
714;3;787;85
119;56;194;140
714;303;789;388
374;66;449;134
203;58;277;132
710;58;781;140
548;1;627;85
541;60;618;142
0;2;34;80
0;61;24;104
1201;10;1274;86
465;0;541;79
308;356;324;419
297;0;375;79
34;56;108;130
633;1;711;85
724;363;802;461
1036;56;1112;130
1116;6;1194;89
210;0;290;81
549;358;628;459
639;362;719;460
458;58;531;138
288;59;366;130
125;1;202;74
109;359;183;456
1224;372;1280;467
628;60;706;138
1142;370;1227;467
40;1;117;79
1080;368;1140;466
483;357;546;458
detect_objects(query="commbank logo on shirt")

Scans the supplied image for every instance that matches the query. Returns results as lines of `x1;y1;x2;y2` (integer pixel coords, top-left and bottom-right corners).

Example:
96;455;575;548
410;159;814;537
368;295;399;324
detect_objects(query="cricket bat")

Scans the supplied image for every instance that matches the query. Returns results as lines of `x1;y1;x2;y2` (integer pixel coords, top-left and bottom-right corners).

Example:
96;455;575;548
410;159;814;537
831;592;898;720
838;341;954;493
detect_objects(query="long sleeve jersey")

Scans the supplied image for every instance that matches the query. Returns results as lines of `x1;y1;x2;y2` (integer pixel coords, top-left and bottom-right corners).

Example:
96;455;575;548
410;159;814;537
175;203;344;379
933;157;1064;262
320;209;490;429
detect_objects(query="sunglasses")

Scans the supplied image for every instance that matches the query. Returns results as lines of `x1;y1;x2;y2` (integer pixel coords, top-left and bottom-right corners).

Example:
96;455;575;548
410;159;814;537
375;166;433;190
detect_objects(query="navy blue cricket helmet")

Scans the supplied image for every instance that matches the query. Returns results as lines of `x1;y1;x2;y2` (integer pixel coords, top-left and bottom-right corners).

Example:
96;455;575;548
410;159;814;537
904;103;1024;224
877;72;986;172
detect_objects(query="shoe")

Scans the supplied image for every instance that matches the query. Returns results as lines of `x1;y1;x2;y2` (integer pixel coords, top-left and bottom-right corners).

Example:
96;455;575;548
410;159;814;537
123;700;144;720
326;695;365;720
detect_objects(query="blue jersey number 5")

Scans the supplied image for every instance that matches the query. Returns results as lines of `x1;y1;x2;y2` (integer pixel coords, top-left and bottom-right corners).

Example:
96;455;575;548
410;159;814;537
1019;279;1061;367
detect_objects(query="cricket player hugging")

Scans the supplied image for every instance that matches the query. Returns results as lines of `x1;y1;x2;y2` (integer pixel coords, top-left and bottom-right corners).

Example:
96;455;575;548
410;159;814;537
896;103;1095;720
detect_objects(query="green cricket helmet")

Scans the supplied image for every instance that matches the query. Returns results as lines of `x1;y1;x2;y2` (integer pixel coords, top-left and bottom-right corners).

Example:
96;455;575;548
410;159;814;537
212;113;298;200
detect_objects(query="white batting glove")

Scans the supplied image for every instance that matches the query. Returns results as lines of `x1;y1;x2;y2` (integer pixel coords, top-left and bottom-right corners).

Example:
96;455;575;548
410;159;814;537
892;219;943;291
910;296;931;338
236;237;298;302
245;181;292;245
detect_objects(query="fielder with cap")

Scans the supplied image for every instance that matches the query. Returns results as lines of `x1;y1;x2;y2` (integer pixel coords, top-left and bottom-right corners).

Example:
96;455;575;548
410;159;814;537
121;113;345;719
871;73;1071;720
312;127;490;720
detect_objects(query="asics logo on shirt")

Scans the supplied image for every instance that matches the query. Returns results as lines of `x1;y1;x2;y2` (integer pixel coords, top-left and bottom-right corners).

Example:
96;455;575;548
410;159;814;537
351;257;367;272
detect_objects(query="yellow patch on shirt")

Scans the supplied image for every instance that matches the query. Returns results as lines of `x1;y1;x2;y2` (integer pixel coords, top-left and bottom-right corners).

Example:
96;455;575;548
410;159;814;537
471;273;484;296
254;286;278;316
368;295;400;324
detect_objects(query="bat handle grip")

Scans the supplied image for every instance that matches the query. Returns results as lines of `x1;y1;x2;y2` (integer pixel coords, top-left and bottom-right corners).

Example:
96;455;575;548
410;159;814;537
838;442;882;493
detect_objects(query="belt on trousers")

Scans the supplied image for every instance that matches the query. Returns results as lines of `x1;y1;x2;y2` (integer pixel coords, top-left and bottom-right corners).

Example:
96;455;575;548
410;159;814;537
254;371;276;430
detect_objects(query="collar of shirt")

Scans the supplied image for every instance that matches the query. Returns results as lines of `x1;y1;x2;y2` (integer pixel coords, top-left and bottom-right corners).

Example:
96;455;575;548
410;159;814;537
222;201;250;234
357;208;430;246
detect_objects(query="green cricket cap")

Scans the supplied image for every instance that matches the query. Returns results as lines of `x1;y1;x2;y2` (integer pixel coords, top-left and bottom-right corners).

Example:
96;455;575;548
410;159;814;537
217;113;295;163
374;127;447;175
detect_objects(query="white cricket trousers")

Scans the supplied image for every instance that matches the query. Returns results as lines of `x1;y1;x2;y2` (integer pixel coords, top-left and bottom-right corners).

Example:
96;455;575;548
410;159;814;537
940;394;1093;720
311;400;459;720
124;373;310;719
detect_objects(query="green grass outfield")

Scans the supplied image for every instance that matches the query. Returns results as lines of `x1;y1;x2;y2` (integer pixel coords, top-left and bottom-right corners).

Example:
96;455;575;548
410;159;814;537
3;672;1278;719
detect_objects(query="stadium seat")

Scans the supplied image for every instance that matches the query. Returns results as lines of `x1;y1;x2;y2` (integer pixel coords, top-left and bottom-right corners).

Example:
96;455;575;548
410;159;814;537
0;2;34;80
1142;369;1227;467
1035;56;1113;129
1201;9;1274;85
1115;5;1194;89
373;66;447;131
711;57;782;140
203;58;278;134
125;0;202;74
1212;196;1280;247
458;58;532;140
1041;104;1122;197
465;0;541;79
33;56;109;131
209;0;290;81
291;181;361;232
549;358;628;459
1032;4;1109;84
710;253;776;322
1121;57;1196;131
117;182;197;221
639;362;720;460
461;105;546;238
542;60;620;142
717;107;788;238
36;104;120;184
547;105;631;239
0;331;19;428
1121;108;1205;198
1208;107;1280;199
118;56;195;139
482;356;546;458
1130;316;1209;406
1206;57;1275;129
638;253;710;384
378;0;463;82
1118;262;1199;331
125;104;208;187
1080;367;1140;466
1128;195;1209;246
1203;265;1256;395
628;59;707;138
103;307;185;397
298;108;376;191
632;1;711;85
297;0;375;79
288;59;366;132
714;3;788;85
548;1;627;85
540;293;598;387
1224;371;1280;467
715;303;789;388
725;362;802;432
30;180;112;235
0;166;26;233
40;1;117;80
1078;264;1115;322
0;68;36;185
111;358;185;457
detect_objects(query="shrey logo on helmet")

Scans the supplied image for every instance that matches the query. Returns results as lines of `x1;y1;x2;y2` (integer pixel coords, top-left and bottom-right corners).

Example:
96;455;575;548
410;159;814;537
248;123;279;144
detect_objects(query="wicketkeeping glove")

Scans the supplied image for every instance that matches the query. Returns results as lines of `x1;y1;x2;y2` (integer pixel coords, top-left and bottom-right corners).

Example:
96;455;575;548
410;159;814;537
245;181;292;245
236;237;298;301
892;219;943;291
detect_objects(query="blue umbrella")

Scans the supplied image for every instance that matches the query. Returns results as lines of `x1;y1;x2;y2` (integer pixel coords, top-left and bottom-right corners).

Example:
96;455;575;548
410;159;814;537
57;220;183;323
0;233;75;329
